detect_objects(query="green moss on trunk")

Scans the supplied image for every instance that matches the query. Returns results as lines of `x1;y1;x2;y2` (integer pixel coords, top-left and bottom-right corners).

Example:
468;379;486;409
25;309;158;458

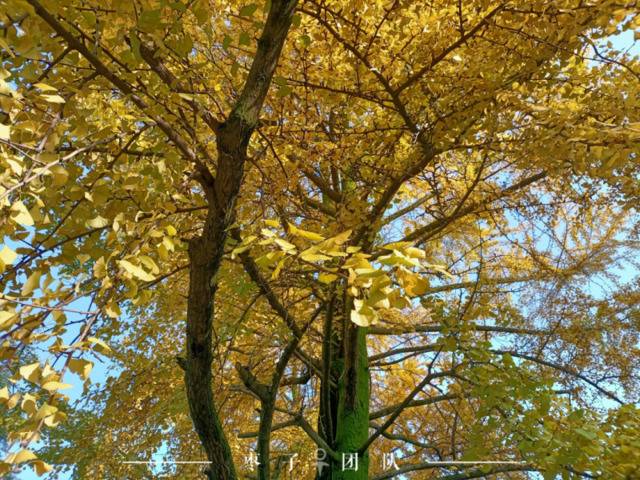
332;325;370;480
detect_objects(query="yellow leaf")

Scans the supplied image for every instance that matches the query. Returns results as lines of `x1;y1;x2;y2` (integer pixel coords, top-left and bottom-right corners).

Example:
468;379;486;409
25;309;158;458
50;165;68;186
0;310;17;328
11;449;37;464
86;215;109;228
33;460;52;476
350;308;376;327
300;248;332;262
318;273;338;283
288;223;325;241
404;246;426;259
41;94;65;103
19;362;40;383
6;157;22;174
0;246;17;272
118;259;156;282
41;381;72;392
165;224;177;236
328;229;352;245
88;336;111;353
271;258;286;279
0;386;8;402
33;82;57;91
274;238;296;252
68;358;93;380
93;256;106;279
34;403;58;421
382;241;413;250
397;268;429;296
0;123;9;140
264;219;280;227
350;299;378;327
139;255;159;274
105;301;120;319
43;410;66;427
21;270;42;296
21;394;37;415
10;200;34;226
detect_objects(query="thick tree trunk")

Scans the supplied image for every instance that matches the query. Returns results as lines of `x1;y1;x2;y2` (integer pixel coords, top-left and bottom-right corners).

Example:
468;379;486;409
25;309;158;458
331;322;370;480
182;2;298;479
186;219;237;480
318;321;341;480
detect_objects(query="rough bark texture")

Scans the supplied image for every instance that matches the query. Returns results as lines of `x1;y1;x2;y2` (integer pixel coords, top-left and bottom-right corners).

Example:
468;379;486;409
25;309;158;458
183;2;298;479
332;323;370;480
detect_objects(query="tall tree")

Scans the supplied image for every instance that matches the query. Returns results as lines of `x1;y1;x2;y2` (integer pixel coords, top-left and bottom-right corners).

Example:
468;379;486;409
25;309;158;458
0;1;639;479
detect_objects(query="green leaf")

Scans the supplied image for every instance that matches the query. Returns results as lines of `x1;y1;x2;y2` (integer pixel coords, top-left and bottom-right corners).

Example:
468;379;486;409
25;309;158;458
276;84;293;98
239;4;258;17
239;31;251;46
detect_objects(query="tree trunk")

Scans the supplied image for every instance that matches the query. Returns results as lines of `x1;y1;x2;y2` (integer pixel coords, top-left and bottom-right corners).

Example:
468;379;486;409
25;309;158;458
332;322;370;480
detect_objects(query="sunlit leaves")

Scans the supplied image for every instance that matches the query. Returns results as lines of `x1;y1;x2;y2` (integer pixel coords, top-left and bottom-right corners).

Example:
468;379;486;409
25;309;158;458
9;200;34;227
0;0;637;477
118;259;156;282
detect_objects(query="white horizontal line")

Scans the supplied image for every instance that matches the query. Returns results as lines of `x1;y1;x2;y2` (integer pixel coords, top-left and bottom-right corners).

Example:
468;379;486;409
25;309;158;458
122;461;212;464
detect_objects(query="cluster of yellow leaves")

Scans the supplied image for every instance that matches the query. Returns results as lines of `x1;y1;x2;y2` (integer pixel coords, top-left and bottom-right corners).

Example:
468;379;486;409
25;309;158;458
234;221;453;327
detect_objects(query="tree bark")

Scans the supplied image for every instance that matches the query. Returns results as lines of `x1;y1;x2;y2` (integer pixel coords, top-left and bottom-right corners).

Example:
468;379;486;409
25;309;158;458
332;322;370;480
183;2;298;479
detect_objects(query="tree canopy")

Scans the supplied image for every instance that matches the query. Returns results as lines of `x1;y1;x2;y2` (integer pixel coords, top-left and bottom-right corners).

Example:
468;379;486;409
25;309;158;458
1;0;640;479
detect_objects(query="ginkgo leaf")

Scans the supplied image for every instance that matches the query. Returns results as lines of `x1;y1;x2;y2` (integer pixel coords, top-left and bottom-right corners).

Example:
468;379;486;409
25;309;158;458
239;3;258;16
93;257;106;279
105;302;120;319
10;200;34;226
68;358;93;380
12;449;37;464
118;260;156;281
0;246;17;271
19;362;40;383
32;460;52;476
274;238;296;252
318;273;338;283
0;311;17;328
50;165;68;186
41;94;65;103
41;381;72;391
21;270;42;296
33;82;57;91
43;410;66;427
34;403;58;421
271;258;286;279
288;223;325;241
86;215;110;228
21;394;37;415
88;336;111;354
300;249;332;262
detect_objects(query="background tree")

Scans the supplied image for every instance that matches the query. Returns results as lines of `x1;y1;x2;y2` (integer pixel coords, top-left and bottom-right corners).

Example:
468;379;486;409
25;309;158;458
0;0;639;479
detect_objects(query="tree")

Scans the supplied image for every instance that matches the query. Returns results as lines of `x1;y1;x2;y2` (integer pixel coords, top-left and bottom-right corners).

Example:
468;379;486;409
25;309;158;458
0;0;639;479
